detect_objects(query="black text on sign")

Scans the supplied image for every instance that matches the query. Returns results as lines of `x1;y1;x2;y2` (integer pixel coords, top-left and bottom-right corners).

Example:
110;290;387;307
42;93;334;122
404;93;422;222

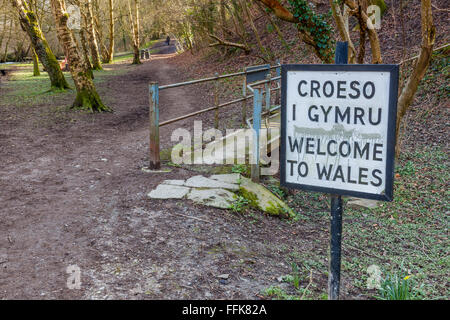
280;65;399;201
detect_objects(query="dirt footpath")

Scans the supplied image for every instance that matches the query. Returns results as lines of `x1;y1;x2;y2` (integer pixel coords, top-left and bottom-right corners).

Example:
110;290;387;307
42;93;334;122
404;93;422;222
0;43;332;299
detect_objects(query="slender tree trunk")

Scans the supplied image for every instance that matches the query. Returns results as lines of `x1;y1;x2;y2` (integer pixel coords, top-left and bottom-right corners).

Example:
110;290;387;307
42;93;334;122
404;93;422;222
91;0;107;62
32;48;40;76
329;0;356;63
85;0;102;70
229;0;250;50
395;0;435;156
50;0;111;112
344;0;382;63
118;12;127;51
128;0;141;64
102;0;114;63
2;19;12;62
256;0;290;52
10;0;69;89
79;23;93;72
0;14;6;58
241;0;270;60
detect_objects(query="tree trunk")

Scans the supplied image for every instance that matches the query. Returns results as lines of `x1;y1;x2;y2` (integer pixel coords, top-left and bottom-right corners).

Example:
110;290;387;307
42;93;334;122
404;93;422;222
11;0;69;89
50;0;111;112
118;12;128;51
102;0;114;63
2;19;12;62
241;0;271;60
128;0;141;64
329;0;356;63
0;14;6;59
32;48;40;76
395;0;435;156
344;0;382;64
85;0;102;70
79;25;93;73
256;0;291;52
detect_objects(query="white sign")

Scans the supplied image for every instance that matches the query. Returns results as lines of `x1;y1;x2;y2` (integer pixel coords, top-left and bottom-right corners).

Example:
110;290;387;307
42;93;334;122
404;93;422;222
281;65;398;201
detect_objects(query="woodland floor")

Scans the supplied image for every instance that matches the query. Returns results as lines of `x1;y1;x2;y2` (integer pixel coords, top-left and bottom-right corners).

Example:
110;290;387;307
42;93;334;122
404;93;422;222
0;39;448;300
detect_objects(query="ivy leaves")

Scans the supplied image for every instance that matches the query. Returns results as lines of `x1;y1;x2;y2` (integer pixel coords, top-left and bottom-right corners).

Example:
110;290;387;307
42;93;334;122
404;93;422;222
288;0;335;62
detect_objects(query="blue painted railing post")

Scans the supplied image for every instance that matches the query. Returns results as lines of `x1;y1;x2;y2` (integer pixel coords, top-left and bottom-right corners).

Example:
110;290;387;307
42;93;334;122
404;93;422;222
265;73;271;111
328;41;348;300
242;74;247;126
149;82;160;170
251;88;262;182
276;59;281;105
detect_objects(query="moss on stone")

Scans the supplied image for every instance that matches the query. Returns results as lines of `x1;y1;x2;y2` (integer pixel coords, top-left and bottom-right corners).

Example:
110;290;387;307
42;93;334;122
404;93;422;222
238;187;259;208
238;177;296;219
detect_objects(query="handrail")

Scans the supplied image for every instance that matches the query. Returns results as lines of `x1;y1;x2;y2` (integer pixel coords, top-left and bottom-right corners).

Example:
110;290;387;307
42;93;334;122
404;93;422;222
148;62;282;170
160;86;281;127
159;64;281;90
247;76;281;93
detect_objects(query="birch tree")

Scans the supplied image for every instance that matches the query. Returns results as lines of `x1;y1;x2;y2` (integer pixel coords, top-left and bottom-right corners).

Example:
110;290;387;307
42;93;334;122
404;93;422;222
84;0;102;70
50;0;111;112
102;0;114;63
128;0;141;64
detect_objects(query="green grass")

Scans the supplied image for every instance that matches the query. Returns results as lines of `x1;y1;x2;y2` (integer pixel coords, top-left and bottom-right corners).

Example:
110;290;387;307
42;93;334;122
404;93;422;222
284;145;449;299
377;273;425;300
0;68;73;107
229;195;250;213
112;53;134;63
262;262;317;300
0;64;127;108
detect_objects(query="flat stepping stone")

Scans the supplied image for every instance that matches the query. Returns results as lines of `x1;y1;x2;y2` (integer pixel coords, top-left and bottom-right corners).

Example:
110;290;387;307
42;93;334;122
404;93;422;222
187;188;236;209
161;179;185;186
209;173;241;184
147;174;295;218
148;184;190;199
184;175;239;190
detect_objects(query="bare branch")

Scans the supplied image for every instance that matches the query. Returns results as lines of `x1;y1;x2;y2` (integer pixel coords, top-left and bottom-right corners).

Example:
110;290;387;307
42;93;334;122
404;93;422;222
208;33;250;54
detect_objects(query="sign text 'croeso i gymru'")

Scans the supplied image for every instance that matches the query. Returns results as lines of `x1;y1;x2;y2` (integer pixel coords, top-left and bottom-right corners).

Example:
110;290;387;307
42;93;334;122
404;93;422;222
281;65;399;201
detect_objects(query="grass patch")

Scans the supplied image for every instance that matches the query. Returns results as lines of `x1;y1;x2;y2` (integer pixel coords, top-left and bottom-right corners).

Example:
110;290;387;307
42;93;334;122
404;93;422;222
0;68;74;107
285;145;449;299
0;64;127;108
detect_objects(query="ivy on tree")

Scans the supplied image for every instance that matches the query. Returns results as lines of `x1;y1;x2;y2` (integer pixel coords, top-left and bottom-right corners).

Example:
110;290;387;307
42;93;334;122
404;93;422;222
288;0;335;62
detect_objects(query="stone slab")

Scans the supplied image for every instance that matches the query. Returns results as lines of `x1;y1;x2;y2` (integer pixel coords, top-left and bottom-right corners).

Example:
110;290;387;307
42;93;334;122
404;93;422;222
148;184;190;199
185;175;239;190
239;177;295;217
161;179;185;186
209;173;241;185
187;188;236;209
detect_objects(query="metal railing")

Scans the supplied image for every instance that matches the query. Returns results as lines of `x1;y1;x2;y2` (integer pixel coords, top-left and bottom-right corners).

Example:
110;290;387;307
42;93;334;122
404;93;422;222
148;62;282;182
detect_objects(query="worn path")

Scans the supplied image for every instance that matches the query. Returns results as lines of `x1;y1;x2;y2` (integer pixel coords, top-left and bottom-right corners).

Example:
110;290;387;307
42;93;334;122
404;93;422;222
0;41;330;299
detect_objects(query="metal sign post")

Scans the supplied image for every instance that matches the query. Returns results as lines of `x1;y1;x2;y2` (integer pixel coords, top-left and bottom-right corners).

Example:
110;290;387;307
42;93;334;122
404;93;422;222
327;41;347;300
280;42;399;299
